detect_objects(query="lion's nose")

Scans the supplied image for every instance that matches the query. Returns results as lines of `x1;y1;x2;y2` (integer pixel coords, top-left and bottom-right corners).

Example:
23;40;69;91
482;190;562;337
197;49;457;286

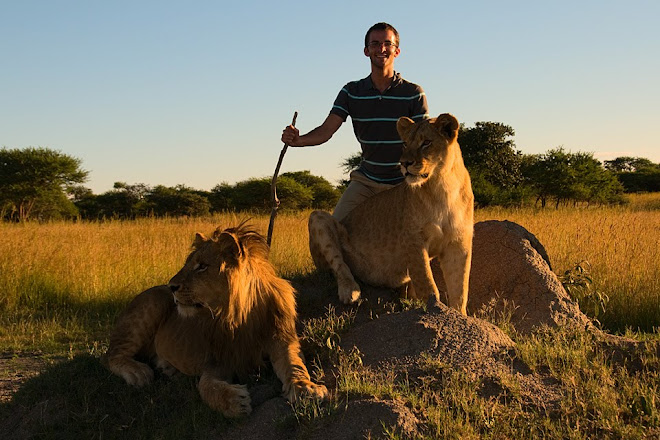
169;284;180;293
401;160;413;168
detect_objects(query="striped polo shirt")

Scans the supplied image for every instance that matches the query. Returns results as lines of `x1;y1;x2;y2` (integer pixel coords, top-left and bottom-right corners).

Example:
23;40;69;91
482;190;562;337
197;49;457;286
330;72;429;184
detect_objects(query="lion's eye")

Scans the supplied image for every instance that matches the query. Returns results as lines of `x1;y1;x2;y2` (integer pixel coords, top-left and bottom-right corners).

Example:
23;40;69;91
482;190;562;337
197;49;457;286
421;140;432;150
194;263;209;273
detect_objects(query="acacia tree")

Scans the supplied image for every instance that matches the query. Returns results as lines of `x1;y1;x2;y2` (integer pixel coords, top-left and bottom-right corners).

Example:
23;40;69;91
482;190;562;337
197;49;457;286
523;148;623;208
339;152;363;189
459;122;523;188
0;147;88;221
604;156;660;193
456;122;525;206
603;156;656;172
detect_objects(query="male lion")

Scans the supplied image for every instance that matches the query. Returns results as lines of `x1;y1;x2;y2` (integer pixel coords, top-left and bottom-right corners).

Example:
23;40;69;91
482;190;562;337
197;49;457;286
102;224;328;417
308;113;474;315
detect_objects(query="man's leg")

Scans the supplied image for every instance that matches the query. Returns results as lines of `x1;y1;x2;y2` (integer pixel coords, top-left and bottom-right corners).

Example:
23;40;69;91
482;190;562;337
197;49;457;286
332;171;395;221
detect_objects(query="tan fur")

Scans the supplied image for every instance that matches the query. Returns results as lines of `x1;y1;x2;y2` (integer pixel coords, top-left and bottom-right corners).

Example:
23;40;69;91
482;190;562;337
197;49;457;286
102;223;327;417
309;113;474;315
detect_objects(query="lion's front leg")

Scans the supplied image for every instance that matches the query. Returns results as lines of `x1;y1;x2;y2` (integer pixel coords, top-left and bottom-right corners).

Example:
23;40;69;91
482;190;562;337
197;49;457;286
308;210;361;304
103;286;174;387
407;248;442;309
438;242;471;316
198;371;251;418
268;336;328;403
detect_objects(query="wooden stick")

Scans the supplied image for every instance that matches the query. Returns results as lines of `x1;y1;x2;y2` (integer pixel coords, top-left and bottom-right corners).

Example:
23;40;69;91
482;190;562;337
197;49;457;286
267;111;298;248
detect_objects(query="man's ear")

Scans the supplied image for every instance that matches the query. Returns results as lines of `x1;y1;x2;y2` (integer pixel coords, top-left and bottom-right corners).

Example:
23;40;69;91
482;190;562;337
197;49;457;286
364;46;369;57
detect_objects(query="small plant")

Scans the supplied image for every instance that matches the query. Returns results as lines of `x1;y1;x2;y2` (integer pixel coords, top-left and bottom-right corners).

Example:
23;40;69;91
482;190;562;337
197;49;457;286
473;293;519;337
560;260;609;323
300;305;356;360
287;390;336;426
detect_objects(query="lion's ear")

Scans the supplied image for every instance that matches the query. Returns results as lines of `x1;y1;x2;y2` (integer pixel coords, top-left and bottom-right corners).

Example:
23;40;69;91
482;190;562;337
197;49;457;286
397;117;415;140
217;232;243;266
193;233;207;249
433;113;459;141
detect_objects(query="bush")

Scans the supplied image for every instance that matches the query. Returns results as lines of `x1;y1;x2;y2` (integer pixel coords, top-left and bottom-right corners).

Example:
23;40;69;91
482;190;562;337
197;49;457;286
231;177;313;212
144;186;211;217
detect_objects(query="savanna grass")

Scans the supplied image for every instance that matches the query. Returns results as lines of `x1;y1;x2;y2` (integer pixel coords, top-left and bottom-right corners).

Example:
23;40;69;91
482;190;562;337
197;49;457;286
0;213;311;351
1;195;659;438
0;194;658;351
475;194;660;331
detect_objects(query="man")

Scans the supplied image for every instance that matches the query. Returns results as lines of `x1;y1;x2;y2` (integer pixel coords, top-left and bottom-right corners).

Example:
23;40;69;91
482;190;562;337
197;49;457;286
281;22;429;220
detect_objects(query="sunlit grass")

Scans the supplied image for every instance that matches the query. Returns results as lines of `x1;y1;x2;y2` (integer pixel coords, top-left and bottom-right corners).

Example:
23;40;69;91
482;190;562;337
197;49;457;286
1;194;659;438
0;193;658;353
475;195;660;331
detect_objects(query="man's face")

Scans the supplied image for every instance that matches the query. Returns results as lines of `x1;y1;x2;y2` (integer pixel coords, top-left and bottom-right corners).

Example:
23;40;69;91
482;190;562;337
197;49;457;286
364;29;400;69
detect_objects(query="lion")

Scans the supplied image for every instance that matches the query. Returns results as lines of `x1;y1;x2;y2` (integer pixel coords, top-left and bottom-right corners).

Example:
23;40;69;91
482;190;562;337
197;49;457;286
308;113;474;315
102;223;328;417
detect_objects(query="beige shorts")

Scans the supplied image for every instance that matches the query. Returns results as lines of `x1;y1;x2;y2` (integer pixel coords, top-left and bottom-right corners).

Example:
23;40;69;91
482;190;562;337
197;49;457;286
332;171;398;221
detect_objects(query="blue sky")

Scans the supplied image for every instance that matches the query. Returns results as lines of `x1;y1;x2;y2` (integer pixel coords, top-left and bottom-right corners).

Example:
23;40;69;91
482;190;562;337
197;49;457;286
2;0;658;193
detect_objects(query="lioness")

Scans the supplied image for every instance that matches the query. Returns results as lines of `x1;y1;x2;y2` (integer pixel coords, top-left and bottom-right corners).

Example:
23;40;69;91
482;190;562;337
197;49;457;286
103;224;328;417
308;113;474;315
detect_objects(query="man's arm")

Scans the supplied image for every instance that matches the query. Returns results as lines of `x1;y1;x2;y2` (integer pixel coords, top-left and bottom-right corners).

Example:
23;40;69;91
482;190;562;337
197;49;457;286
281;114;343;147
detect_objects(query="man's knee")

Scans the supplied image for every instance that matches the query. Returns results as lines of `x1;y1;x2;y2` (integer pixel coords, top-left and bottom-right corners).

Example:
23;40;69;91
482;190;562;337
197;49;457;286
332;182;370;220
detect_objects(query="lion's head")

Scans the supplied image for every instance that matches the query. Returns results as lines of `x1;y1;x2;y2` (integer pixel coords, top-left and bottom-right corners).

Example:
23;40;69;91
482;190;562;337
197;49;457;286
396;113;460;187
168;223;290;330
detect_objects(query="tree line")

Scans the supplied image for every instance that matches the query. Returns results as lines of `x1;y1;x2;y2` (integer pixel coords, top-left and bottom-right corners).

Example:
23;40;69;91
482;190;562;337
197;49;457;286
71;171;340;220
0;148;341;221
2;124;658;221
457;122;659;207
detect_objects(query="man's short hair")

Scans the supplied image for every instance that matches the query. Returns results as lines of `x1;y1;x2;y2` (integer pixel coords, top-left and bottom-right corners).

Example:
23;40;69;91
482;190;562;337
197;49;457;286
364;22;400;48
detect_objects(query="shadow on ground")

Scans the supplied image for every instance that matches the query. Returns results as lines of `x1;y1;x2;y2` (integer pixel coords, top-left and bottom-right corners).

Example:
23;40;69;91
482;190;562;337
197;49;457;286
0;270;422;440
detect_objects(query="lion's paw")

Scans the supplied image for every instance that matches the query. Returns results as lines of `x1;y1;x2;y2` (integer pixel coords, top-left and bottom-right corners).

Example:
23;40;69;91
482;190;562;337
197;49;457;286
199;376;252;417
119;361;154;387
155;356;178;377
287;380;329;402
222;384;252;418
338;281;361;304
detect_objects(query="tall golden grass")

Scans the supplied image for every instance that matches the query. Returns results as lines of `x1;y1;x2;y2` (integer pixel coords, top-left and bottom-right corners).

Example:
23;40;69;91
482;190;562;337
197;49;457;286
0;193;658;348
475;199;660;330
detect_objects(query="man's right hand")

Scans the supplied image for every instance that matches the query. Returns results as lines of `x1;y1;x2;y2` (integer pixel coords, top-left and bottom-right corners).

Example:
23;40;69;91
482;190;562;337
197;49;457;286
280;114;343;148
281;125;302;147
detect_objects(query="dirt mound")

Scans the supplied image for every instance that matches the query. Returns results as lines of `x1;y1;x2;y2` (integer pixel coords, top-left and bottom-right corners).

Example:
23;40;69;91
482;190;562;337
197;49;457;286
338;302;564;421
434;220;592;333
341;305;514;372
309;398;420;439
223;396;420;439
